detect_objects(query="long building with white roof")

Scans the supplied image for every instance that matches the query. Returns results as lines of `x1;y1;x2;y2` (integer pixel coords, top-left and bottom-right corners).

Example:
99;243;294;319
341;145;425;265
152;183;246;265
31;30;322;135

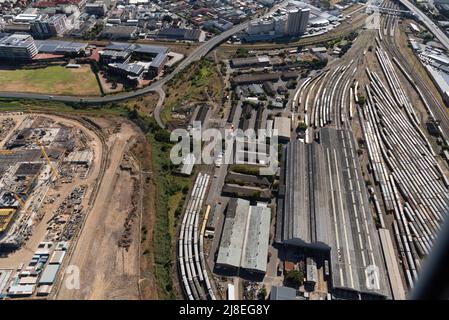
216;198;271;275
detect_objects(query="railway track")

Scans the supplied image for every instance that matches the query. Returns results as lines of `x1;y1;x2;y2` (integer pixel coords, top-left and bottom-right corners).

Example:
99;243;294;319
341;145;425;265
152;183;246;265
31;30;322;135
178;173;216;300
293;56;360;140
358;29;449;288
380;0;449;141
46;113;109;299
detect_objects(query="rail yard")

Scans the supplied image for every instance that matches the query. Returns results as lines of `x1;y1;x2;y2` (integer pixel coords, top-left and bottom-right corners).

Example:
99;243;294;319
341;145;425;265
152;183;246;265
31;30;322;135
1;0;449;303
173;0;449;301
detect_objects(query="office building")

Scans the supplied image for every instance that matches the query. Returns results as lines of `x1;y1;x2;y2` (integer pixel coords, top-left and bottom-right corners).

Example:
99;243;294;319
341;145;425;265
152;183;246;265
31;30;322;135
0;33;38;60
285;8;310;36
31;14;69;38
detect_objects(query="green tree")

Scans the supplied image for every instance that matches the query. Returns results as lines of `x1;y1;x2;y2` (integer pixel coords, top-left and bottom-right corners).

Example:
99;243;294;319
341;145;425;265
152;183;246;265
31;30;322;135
284;269;304;288
258;286;267;300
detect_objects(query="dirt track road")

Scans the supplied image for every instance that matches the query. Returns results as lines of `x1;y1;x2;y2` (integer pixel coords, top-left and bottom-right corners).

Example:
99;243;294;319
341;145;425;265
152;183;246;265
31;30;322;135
56;120;141;300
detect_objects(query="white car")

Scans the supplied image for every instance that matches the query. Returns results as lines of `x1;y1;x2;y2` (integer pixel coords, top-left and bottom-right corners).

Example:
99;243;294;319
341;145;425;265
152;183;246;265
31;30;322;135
214;153;224;168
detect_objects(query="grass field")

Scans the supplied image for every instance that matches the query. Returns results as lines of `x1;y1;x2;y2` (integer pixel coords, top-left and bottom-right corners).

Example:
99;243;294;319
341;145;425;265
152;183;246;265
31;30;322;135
0;65;101;96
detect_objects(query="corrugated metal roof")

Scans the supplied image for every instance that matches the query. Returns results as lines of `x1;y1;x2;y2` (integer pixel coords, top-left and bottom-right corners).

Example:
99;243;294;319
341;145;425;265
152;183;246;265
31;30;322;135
49;250;66;265
39;264;60;284
274;117;291;139
270;286;297;300
216;199;271;273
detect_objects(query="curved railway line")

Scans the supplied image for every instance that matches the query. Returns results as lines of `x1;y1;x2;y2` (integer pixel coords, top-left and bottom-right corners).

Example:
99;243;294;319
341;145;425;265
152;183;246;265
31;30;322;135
46;114;109;299
293;56;360;143
355;7;449;288
380;0;449;142
291;4;449;292
178;173;216;300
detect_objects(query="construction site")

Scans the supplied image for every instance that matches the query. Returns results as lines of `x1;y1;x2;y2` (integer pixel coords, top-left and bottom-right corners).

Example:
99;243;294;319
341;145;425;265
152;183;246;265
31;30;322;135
0;111;152;299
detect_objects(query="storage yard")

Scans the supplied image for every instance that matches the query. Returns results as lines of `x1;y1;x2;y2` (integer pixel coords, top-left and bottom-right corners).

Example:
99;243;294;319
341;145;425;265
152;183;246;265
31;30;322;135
0;112;152;299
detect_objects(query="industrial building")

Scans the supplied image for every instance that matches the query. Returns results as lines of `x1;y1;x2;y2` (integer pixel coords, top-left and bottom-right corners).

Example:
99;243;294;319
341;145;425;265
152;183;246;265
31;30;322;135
101;26;138;40
231;55;270;68
273;116;291;142
215;198;271;276
155;28;205;42
276;128;391;299
0;33;38;60
232;72;282;85
270;285;299;300
36;40;88;55
100;42;169;78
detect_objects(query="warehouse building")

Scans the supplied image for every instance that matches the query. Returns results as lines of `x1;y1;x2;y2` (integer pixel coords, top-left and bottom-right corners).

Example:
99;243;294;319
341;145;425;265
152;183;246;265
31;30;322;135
155;28;205;42
38;264;60;285
231;55;270;68
215;198;271;276
270;285;298;300
101;26;138;40
100;42;169;77
276;128;391;299
232;72;282;85
273;116;291;142
35;39;88;55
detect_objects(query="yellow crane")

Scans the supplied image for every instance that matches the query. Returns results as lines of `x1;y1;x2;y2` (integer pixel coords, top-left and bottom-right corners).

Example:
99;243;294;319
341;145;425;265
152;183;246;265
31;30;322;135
35;140;60;181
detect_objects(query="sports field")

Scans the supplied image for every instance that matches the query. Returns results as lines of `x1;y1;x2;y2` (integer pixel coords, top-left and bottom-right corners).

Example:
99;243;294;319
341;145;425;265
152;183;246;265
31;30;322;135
0;65;101;96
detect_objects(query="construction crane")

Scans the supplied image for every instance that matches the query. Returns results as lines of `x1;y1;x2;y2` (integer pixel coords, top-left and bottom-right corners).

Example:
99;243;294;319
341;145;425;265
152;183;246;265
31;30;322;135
35;140;60;181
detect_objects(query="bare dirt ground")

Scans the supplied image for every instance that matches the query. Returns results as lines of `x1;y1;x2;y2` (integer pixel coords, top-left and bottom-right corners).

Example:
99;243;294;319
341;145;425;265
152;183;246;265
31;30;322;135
54;118;149;300
129;134;158;300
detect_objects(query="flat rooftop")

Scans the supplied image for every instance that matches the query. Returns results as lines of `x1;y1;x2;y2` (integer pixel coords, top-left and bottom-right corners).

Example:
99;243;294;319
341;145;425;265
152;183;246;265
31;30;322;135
277;127;391;299
216;198;271;274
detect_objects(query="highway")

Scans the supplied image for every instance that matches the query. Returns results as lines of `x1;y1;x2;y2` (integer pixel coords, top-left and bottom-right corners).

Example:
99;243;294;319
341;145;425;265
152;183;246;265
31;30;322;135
398;0;449;51
0;1;288;107
0;23;248;105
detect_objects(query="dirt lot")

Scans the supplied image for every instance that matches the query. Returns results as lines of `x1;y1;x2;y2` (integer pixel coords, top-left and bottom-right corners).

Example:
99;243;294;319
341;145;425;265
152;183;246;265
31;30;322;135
55;118;156;300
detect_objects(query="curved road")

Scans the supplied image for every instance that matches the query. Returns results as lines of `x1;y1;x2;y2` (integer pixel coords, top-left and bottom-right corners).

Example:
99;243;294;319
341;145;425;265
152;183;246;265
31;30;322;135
0;1;292;104
0;2;289;128
0;23;248;105
399;0;449;51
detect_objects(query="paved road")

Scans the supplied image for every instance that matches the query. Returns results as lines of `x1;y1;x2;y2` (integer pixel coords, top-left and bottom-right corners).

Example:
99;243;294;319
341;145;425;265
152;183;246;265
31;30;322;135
0;23;247;105
399;0;449;51
0;1;289;106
